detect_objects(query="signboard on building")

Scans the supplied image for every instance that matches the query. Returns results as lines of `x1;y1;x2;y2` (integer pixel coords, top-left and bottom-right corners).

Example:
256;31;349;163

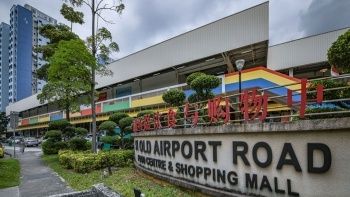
133;122;350;196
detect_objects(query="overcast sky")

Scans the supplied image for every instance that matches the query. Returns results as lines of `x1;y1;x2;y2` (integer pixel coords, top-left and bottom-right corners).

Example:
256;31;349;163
0;0;349;59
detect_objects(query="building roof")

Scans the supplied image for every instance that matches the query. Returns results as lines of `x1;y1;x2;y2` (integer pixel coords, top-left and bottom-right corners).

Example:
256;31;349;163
95;2;269;89
267;28;349;70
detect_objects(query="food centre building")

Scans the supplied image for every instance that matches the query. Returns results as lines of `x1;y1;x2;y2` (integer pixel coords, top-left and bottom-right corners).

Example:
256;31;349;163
5;3;350;195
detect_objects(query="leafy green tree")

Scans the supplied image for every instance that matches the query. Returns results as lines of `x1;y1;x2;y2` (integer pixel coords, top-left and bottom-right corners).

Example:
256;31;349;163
37;39;95;120
162;89;186;107
99;120;117;136
62;0;125;152
60;3;84;31
186;73;221;103
328;30;350;73
0;112;9;134
35;24;79;81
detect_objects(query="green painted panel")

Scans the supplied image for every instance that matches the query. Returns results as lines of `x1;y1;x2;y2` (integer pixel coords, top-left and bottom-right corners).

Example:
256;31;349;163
29;117;38;124
103;101;129;112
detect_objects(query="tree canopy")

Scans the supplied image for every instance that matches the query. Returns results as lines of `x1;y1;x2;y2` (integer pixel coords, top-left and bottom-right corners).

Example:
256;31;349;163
0;112;9;134
35;24;79;81
37;39;95;120
328;30;350;73
186;72;221;103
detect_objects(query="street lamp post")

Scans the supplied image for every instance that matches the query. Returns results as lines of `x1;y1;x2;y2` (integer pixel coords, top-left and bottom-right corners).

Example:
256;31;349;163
10;111;19;157
235;59;245;95
235;59;245;123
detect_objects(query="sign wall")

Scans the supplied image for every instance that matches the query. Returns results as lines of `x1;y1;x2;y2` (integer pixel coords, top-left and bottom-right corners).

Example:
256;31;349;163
134;130;350;196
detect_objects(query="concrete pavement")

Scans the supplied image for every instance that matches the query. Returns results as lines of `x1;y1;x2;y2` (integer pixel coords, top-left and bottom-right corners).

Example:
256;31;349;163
1;146;74;197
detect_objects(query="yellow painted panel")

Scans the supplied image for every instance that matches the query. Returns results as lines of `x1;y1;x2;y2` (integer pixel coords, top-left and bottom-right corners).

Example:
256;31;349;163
225;70;301;91
70;112;81;118
17;123;49;131
132;95;164;108
268;103;291;112
38;115;50;122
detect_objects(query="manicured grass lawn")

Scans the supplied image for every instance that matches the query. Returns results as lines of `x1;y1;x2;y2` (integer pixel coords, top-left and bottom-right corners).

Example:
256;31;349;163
0;158;20;189
42;155;207;197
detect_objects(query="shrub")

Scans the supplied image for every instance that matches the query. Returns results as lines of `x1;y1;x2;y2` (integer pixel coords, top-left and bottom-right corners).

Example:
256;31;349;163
306;103;348;119
186;72;205;85
327;29;350;72
73;154;96;173
162;89;186;107
190;75;221;94
59;150;75;169
57;149;134;173
42;140;68;155
69;137;88;151
100;136;119;145
187;92;215;103
307;79;349;100
62;126;76;141
48;119;71;131
44;130;62;142
186;72;220;104
136;110;153;118
119;117;133;130
99;121;117;136
109;112;129;124
75;127;88;137
85;141;92;150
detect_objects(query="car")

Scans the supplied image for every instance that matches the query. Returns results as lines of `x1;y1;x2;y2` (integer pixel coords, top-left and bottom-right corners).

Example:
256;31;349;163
7;136;23;144
0;143;4;158
24;137;39;147
85;134;93;141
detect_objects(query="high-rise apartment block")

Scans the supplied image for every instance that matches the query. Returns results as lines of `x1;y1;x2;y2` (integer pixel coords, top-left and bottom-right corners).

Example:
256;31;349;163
24;4;57;92
0;22;10;112
7;4;57;106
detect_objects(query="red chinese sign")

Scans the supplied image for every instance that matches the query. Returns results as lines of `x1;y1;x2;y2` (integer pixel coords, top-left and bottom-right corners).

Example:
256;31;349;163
184;103;199;126
132;79;321;132
240;89;268;121
207;97;230;123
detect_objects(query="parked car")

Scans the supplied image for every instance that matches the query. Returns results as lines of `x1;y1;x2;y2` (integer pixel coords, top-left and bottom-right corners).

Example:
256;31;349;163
7;136;23;144
24;137;39;147
85;134;93;141
0;143;4;158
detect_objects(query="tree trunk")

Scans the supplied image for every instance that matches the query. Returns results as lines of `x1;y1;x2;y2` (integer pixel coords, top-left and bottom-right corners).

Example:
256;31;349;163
91;0;98;153
65;106;70;121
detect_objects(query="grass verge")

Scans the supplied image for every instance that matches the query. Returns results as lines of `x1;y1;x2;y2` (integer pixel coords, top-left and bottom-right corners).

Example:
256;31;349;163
0;158;20;189
42;154;206;197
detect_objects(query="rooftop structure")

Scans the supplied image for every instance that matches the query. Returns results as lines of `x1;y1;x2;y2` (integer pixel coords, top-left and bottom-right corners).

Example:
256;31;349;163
4;2;350;135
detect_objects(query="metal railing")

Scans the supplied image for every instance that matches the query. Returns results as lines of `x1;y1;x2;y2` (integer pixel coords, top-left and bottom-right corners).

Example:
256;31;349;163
132;74;350;131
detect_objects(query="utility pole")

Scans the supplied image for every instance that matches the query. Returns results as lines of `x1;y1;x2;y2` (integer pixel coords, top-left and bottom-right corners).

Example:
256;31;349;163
10;111;19;157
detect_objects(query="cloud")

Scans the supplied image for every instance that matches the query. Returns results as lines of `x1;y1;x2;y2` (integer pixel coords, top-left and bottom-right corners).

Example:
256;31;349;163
1;0;349;58
299;0;350;36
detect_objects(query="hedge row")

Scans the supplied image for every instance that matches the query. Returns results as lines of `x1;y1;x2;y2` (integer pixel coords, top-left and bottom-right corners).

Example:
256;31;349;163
58;149;134;173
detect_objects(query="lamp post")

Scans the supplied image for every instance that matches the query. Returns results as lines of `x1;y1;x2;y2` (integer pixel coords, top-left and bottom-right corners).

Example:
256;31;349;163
235;59;245;95
10;111;19;157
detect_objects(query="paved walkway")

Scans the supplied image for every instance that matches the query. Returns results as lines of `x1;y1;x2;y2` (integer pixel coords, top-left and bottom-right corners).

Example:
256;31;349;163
0;147;73;197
